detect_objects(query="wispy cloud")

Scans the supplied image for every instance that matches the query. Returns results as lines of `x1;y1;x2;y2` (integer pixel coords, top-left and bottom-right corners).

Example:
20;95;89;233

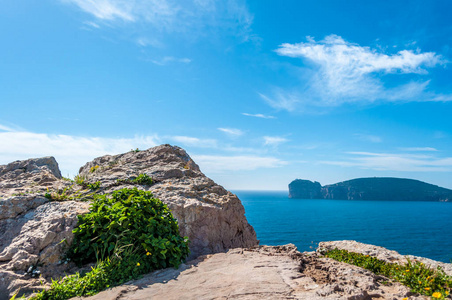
263;136;289;146
263;34;449;112
321;151;452;172
61;0;253;39
259;92;299;112
242;113;275;119
169;135;217;148
0;127;159;176
399;147;438;152
218;127;244;137
0;124;15;132
192;154;287;173
354;133;382;143
148;56;192;65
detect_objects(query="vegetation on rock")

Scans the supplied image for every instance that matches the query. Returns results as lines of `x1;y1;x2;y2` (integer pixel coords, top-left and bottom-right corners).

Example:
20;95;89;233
325;248;451;299
31;188;190;300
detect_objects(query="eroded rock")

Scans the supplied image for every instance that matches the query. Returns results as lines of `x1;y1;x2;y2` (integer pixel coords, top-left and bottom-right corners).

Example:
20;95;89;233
78;144;258;258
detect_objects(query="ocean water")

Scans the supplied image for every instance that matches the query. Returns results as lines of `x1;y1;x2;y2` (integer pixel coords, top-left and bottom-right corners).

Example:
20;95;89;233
234;190;452;263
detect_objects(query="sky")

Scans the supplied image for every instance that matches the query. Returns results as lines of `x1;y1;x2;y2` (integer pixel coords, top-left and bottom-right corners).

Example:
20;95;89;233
1;0;452;190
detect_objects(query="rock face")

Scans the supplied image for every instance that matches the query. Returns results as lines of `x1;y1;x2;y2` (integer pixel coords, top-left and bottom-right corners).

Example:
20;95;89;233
0;156;65;199
288;177;452;201
0;158;89;299
73;245;425;300
78;144;258;259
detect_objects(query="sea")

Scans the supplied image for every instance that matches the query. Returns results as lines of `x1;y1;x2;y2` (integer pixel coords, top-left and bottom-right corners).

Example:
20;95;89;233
234;190;452;263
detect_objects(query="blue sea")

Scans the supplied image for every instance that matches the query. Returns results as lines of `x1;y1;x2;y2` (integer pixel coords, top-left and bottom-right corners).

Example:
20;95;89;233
234;190;452;263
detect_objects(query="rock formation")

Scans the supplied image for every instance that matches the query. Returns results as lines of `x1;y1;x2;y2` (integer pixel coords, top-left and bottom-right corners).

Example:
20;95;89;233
77;144;258;258
289;178;452;201
0;157;89;298
0;145;258;298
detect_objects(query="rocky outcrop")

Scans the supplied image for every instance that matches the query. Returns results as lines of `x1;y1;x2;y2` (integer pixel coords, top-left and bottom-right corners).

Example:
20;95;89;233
0;157;65;199
72;244;426;300
0;158;89;299
77;144;258;259
318;240;452;276
0;145;258;298
288;179;322;199
288;177;452;201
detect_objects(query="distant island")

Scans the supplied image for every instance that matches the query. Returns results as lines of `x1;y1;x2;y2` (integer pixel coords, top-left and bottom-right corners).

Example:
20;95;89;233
288;177;452;202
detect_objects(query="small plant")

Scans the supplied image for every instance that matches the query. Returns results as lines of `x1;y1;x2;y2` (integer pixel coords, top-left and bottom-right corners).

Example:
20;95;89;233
62;176;74;182
131;148;140;153
87;181;101;191
325;248;451;299
132;174;153;185
74;175;87;187
89;165;100;173
116;174;154;186
44;186;73;201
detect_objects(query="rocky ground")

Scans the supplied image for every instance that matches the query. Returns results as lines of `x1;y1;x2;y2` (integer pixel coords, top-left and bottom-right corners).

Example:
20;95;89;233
72;244;428;300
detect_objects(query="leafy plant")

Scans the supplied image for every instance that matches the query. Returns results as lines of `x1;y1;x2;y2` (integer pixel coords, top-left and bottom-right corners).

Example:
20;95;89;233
325;248;451;299
69;187;189;267
131;148;140;153
31;188;189;300
132;174;153;185
87;181;101;191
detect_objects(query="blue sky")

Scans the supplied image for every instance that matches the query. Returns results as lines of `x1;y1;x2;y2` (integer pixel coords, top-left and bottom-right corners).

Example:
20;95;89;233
1;0;452;190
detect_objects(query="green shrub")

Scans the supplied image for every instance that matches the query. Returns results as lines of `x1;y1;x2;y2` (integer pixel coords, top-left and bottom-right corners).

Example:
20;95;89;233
69;188;189;268
32;188;189;300
325;248;451;299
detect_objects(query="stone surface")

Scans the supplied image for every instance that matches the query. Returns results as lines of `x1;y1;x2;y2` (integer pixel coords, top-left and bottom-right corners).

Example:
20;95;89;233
0;156;67;199
73;245;425;300
318;240;452;276
78;144;258;259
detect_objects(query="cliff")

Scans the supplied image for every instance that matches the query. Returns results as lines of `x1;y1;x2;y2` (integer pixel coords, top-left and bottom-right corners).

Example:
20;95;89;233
289;177;452;201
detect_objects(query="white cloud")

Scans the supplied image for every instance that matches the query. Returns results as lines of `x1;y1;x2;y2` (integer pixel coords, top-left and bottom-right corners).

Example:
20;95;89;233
149;56;192;65
263;136;289;146
61;0;253;39
399;147;438;152
354;133;382;143
192;154;287;173
242;113;275;119
259;92;299;112
169;136;217;148
218;128;244;137
320;151;452;172
0;124;15;132
265;34;449;111
0;129;159;177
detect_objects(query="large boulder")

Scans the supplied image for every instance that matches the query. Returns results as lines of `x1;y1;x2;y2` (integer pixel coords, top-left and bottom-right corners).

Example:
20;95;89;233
78;144;258;259
0;145;258;298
